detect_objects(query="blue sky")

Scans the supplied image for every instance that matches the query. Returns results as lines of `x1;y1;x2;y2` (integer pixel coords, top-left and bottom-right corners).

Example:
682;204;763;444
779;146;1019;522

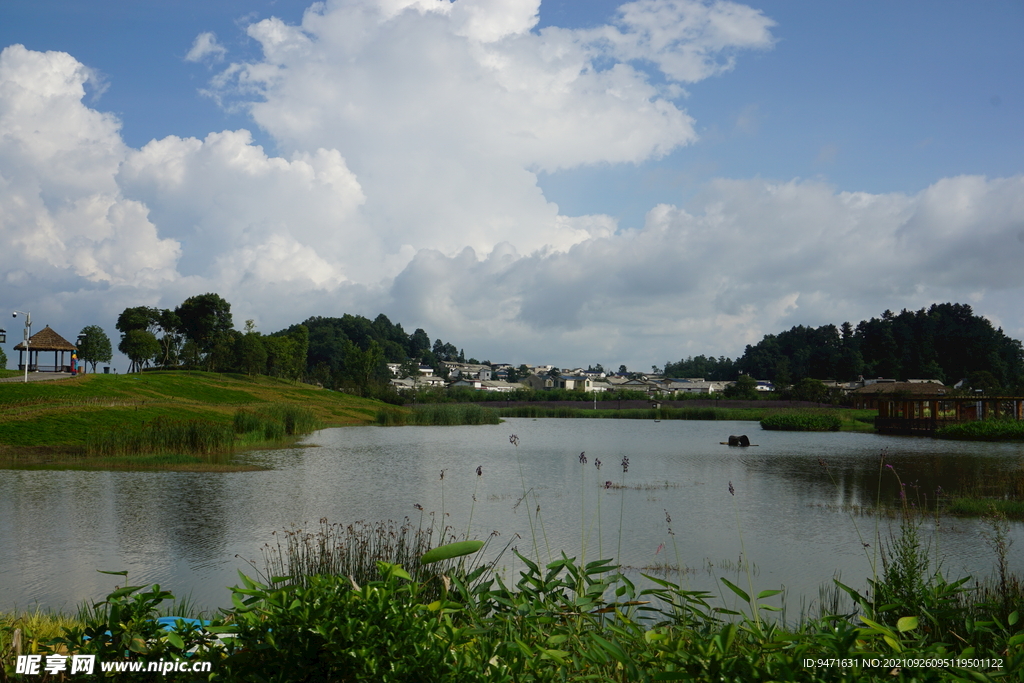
1;0;1023;370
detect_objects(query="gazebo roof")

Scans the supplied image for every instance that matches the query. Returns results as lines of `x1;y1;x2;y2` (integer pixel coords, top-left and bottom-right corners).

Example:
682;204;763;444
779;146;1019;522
13;325;77;351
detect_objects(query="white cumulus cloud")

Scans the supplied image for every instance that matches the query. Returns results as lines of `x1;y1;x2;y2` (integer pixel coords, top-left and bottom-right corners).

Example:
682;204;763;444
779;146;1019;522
207;0;773;262
185;32;227;63
3;1;1023;371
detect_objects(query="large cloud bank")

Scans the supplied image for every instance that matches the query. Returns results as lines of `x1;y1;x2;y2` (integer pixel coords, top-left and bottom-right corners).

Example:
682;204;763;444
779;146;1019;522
2;0;1023;369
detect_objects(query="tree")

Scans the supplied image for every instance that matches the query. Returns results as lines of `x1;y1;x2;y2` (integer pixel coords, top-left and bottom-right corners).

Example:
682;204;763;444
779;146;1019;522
77;325;113;373
155;309;182;367
119;329;160;373
180;340;202;368
343;339;386;389
175;293;233;355
964;370;1000;394
265;335;299;379
398;358;422;378
409;328;431;357
789;377;829;403
116;306;159;335
0;346;6;370
723;374;759;400
235;323;267;377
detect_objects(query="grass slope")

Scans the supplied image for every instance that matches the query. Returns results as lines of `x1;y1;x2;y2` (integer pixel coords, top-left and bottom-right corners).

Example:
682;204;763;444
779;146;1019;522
0;371;384;470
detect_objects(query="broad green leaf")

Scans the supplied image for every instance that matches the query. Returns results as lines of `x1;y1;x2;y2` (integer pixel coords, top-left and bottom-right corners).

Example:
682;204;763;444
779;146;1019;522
757;589;783;600
377;561;412;580
720;578;750;603
107;585;146;600
857;616;894;637
165;631;184;650
421;540;484;565
896;616;918;632
590;632;629;665
1009;610;1019;626
231;592;255;613
882;634;901;652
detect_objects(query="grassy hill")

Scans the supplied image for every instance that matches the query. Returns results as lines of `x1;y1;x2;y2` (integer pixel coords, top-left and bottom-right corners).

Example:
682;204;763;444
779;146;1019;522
0;371;384;470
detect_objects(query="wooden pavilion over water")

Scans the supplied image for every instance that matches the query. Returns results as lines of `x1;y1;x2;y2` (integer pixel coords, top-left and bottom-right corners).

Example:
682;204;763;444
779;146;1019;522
13;325;77;373
850;381;1024;435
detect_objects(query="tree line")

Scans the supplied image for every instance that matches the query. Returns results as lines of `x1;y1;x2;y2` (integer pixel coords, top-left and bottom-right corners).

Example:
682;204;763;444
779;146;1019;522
72;299;1024;397
666;303;1024;391
76;297;466;399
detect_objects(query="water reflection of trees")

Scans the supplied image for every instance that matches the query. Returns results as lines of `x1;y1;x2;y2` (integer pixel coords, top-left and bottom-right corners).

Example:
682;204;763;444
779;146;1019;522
744;449;1024;511
114;475;228;562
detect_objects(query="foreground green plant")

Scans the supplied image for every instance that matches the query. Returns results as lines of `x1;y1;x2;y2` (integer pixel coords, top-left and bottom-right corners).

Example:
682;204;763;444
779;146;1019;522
5;542;1024;682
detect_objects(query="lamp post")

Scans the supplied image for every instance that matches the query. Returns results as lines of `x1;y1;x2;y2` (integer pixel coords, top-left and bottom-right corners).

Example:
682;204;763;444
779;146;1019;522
12;310;31;383
75;333;85;375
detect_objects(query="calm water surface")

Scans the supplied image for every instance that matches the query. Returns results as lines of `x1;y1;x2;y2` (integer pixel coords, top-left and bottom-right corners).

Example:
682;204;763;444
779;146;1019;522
2;419;1022;614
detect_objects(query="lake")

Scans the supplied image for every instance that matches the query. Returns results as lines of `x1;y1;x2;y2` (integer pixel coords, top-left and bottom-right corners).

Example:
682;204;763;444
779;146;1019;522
2;418;1023;615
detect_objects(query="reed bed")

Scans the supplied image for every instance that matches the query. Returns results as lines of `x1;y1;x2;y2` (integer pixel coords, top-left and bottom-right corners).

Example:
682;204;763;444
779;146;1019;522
945;497;1024;518
494;405;764;420
234;403;322;439
760;411;842;431
936;419;1024;441
259;518;482;592
85;417;234;457
375;403;501;425
84;404;320;458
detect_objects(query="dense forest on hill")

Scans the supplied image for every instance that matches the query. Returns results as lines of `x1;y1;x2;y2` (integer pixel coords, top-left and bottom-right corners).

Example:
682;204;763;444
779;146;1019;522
665;303;1024;390
296;314;465;388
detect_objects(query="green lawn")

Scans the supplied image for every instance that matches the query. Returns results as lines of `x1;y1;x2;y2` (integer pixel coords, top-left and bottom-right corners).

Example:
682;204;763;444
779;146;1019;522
0;371;385;469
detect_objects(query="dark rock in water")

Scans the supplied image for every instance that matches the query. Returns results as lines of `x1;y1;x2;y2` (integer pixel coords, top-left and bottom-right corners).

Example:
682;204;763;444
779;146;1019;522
727;435;751;447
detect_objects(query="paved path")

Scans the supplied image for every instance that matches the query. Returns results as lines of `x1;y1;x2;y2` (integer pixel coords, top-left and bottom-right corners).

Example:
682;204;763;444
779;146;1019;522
0;372;79;383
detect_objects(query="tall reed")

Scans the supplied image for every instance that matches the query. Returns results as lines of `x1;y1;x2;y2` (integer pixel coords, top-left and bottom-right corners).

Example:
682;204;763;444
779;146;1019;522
234;403;322;439
375;403;501;425
86;417;234;457
261;518;440;588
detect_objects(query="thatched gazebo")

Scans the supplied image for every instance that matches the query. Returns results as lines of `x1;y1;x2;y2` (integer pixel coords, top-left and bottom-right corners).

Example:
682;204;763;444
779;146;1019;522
13;325;77;373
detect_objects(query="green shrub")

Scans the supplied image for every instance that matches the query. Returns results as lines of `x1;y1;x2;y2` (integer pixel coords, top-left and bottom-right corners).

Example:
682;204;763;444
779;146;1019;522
760;412;841;431
936;419;1024;441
